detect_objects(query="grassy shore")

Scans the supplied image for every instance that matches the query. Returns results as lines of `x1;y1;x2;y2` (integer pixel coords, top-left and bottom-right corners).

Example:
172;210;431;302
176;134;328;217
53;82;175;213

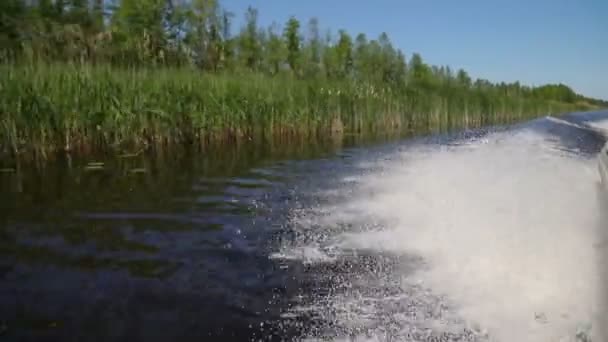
0;63;590;161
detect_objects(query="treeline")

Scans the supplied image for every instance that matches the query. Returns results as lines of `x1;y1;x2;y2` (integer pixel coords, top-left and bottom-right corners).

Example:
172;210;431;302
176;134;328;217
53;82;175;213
0;0;606;159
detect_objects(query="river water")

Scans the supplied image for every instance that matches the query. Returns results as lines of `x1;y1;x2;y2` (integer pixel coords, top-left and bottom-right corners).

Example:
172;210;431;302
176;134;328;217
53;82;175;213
1;111;607;342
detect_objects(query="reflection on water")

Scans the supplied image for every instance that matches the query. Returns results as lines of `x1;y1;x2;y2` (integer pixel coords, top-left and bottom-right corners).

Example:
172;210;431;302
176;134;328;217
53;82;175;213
0;135;358;341
0;130;417;341
1;112;607;341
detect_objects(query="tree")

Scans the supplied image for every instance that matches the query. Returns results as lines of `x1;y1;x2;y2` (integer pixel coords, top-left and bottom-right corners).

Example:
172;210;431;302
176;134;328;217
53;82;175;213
456;69;471;88
377;32;402;84
92;0;105;32
301;17;321;77
283;16;301;74
335;29;353;78
0;0;27;61
110;0;171;65
0;0;603;112
265;23;286;75
238;6;261;70
183;0;223;70
219;9;234;69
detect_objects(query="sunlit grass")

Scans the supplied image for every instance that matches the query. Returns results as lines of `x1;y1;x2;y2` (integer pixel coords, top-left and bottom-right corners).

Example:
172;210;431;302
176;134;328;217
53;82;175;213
0;63;583;160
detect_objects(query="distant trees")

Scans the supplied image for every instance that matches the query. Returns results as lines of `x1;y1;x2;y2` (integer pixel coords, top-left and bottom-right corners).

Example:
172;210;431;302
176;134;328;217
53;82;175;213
283;16;301;74
303;17;321;77
532;84;577;103
335;30;353;78
265;23;285;75
0;0;605;108
238;6;260;70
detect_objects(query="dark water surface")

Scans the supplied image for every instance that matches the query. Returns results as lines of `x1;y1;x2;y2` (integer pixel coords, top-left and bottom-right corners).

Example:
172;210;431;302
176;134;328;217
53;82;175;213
1;111;607;341
0;133;411;341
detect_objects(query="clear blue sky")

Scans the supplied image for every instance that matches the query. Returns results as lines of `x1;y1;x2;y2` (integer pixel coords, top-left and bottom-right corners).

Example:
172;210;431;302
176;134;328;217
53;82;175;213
225;0;607;100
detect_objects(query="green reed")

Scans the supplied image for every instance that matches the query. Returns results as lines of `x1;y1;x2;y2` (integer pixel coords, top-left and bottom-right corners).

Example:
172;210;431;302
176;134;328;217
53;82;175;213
0;63;587;160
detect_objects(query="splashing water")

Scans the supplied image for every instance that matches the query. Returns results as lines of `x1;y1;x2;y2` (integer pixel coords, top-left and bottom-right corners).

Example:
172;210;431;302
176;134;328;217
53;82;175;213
277;124;606;341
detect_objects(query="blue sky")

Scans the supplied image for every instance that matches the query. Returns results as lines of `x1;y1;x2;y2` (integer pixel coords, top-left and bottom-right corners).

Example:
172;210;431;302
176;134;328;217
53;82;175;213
225;0;607;100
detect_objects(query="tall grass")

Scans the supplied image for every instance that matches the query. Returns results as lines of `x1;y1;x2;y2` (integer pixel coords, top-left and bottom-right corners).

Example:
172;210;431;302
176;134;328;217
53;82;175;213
0;63;585;160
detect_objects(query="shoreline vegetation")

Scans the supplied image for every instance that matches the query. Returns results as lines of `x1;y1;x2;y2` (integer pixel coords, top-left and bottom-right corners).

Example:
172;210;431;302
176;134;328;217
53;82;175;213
1;0;606;162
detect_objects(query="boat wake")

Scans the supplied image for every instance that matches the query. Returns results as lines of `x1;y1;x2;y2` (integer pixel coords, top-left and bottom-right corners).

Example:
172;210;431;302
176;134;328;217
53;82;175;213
274;117;607;341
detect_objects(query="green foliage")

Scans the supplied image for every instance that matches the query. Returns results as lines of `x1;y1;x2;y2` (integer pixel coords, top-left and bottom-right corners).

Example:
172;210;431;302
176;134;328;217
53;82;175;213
532;84;577;103
303;17;322;76
335;30;353;78
283;16;301;74
0;64;586;158
0;0;605;159
237;6;261;70
182;0;224;70
265;23;286;75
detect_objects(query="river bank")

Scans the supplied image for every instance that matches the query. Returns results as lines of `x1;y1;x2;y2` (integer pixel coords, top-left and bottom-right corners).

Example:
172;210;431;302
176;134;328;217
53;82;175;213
0;64;595;164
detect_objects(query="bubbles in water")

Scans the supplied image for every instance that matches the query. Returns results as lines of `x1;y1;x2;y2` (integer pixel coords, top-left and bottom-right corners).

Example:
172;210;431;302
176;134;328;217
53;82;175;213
276;125;605;341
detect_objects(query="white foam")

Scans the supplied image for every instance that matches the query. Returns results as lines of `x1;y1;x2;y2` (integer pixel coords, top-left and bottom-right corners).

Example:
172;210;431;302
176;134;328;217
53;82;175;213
546;116;591;131
282;126;605;341
270;246;335;264
586;118;608;135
